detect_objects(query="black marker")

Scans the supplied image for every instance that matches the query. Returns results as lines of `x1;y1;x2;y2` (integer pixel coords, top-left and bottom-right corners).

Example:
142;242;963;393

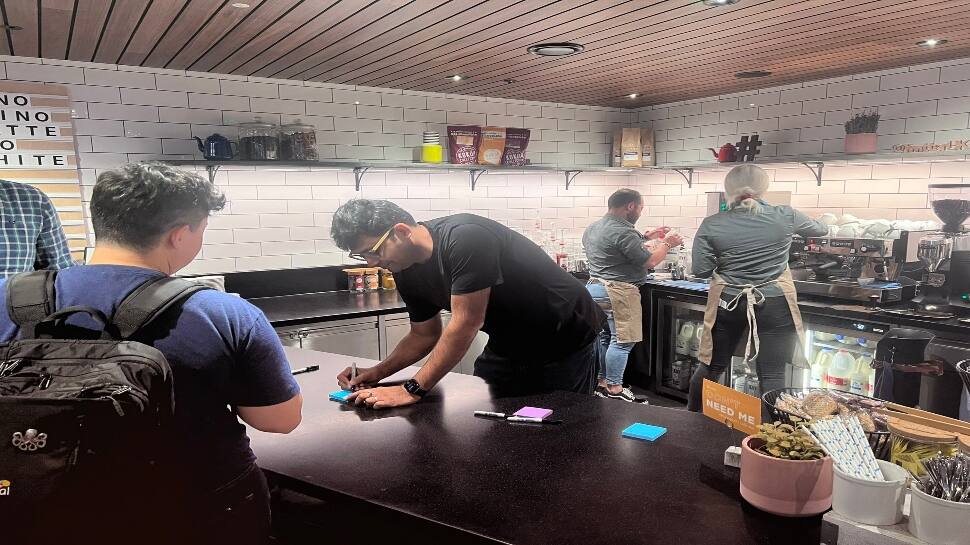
291;365;320;375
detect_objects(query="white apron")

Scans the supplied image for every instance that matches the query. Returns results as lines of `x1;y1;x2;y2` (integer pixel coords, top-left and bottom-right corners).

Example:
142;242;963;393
697;268;808;369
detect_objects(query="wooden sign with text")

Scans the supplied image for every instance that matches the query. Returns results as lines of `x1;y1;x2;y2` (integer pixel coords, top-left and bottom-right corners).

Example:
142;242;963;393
702;379;761;436
0;82;86;259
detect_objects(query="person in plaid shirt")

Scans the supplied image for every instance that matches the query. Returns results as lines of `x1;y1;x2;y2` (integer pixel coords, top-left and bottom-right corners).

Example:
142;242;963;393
0;179;75;278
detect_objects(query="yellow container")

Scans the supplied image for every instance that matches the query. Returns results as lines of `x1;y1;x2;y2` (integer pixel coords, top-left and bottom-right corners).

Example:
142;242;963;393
888;418;958;476
381;269;396;290
421;144;443;163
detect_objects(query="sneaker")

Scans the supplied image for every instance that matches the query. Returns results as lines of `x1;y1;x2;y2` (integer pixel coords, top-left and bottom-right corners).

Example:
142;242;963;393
594;387;609;398
603;387;639;403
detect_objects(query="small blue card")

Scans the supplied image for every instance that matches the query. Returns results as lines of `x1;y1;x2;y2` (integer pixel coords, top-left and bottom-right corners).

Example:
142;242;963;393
329;390;354;403
622;423;667;442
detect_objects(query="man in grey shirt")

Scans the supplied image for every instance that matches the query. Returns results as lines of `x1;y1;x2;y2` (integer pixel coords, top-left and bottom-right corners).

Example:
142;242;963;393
583;189;683;401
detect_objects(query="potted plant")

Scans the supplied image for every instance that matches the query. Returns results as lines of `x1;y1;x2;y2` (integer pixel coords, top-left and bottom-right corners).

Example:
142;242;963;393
739;422;833;517
844;110;880;154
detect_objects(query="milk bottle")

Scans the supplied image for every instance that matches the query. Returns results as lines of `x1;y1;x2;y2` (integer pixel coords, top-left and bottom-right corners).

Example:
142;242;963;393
810;349;833;388
676;321;694;356
826;350;856;392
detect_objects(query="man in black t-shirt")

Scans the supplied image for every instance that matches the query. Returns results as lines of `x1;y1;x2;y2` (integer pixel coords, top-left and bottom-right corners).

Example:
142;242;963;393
330;199;605;408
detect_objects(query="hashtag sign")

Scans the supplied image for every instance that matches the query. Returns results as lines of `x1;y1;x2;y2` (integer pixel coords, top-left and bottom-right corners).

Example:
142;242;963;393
735;135;762;162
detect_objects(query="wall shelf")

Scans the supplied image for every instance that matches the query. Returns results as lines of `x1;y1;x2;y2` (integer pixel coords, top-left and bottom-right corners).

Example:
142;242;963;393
160;150;968;192
160;159;633;191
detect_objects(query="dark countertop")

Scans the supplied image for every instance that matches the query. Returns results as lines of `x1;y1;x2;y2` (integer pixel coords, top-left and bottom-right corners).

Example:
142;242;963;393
643;278;970;341
249;348;822;545
248;289;406;327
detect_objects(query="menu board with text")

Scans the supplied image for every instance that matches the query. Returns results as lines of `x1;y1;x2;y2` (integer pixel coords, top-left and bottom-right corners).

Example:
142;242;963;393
0;82;87;261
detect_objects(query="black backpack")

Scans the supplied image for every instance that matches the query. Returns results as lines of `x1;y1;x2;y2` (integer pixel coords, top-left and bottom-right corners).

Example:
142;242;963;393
0;270;206;535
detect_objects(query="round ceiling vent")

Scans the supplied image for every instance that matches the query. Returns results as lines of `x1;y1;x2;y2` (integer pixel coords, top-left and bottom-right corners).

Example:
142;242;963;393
527;43;585;57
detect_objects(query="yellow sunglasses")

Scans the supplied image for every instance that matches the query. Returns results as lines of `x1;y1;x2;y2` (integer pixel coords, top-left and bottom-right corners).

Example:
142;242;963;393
348;228;393;262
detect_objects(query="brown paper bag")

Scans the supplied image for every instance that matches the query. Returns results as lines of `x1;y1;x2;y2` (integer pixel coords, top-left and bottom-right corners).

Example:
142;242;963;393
640;128;656;167
621;128;642;167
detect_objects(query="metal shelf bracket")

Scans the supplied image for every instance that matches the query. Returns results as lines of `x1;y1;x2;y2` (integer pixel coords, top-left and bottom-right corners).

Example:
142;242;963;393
204;165;220;184
564;170;582;190
801;161;824;186
353;166;369;191
469;169;486;191
672;167;694;188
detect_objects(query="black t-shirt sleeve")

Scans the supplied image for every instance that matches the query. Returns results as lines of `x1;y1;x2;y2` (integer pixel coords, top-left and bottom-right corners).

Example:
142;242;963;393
446;224;504;295
396;278;442;323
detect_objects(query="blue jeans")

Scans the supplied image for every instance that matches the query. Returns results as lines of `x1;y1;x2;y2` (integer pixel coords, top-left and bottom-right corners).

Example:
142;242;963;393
586;283;635;386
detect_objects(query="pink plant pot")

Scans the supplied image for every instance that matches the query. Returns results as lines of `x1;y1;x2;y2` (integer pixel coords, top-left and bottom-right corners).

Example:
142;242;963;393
740;435;833;517
844;133;878;154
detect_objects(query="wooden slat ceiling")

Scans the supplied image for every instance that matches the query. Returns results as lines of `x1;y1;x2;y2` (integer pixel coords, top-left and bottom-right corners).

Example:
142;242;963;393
2;0;969;107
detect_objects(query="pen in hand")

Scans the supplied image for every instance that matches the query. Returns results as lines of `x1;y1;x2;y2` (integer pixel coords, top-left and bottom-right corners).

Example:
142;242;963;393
350;362;358;390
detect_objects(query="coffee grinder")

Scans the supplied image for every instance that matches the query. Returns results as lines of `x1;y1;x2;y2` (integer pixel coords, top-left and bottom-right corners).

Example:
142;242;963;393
914;183;970;315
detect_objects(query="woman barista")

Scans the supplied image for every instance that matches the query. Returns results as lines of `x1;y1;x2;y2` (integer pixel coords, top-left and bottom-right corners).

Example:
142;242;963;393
687;165;828;411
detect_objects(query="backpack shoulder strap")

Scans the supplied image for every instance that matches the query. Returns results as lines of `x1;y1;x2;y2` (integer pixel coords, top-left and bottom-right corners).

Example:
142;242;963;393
5;270;57;337
112;276;208;340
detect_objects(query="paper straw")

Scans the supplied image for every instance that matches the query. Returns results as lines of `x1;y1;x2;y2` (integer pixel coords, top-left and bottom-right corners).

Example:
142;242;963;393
806;417;885;481
811;420;866;479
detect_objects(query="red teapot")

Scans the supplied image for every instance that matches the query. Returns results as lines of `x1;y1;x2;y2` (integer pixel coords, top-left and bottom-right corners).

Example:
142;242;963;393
709;143;737;162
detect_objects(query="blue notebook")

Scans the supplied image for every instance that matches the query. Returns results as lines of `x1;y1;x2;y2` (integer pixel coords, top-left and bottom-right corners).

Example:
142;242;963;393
622;423;667;442
329;390;354;403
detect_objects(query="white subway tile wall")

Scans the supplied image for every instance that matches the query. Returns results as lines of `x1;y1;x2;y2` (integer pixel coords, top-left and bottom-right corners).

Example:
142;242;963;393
3;54;970;273
0;55;636;273
633;57;970;242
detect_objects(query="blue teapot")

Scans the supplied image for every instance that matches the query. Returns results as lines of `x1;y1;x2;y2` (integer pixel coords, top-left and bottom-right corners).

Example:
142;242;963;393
193;134;236;160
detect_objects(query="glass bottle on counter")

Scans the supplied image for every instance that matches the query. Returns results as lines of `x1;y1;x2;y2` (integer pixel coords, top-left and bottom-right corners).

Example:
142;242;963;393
238;117;280;160
555;241;568;270
279;119;318;160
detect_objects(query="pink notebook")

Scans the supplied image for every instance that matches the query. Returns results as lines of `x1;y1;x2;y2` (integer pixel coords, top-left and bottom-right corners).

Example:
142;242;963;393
513;407;553;419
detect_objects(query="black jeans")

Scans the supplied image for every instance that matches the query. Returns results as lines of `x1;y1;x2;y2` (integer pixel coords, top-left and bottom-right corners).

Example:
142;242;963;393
474;340;598;397
24;463;272;545
174;463;273;545
687;295;797;412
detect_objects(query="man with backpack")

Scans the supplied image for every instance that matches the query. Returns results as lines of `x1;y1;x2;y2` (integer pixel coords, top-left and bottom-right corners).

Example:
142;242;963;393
0;163;302;544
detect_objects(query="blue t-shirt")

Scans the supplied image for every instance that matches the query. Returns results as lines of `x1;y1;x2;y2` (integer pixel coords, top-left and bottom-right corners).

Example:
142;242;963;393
0;265;300;490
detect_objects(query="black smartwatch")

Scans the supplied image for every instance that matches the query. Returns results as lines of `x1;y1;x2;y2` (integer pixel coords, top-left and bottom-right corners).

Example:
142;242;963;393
403;378;428;398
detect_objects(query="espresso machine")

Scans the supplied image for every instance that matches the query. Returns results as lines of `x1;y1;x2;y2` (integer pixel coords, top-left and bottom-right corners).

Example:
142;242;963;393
913;183;970;316
789;231;925;303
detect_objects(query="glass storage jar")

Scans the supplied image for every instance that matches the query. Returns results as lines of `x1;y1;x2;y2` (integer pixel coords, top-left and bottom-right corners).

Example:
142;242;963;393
237;117;279;160
889;419;958;477
280;119;318;160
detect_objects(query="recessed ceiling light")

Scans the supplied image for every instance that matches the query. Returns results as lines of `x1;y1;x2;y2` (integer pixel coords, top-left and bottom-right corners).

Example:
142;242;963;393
503;78;516;84
735;70;772;79
527;43;585;57
354;101;360;105
748;103;756;107
450;75;463;82
917;38;948;47
231;2;250;8
628;93;639;99
702;0;740;5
